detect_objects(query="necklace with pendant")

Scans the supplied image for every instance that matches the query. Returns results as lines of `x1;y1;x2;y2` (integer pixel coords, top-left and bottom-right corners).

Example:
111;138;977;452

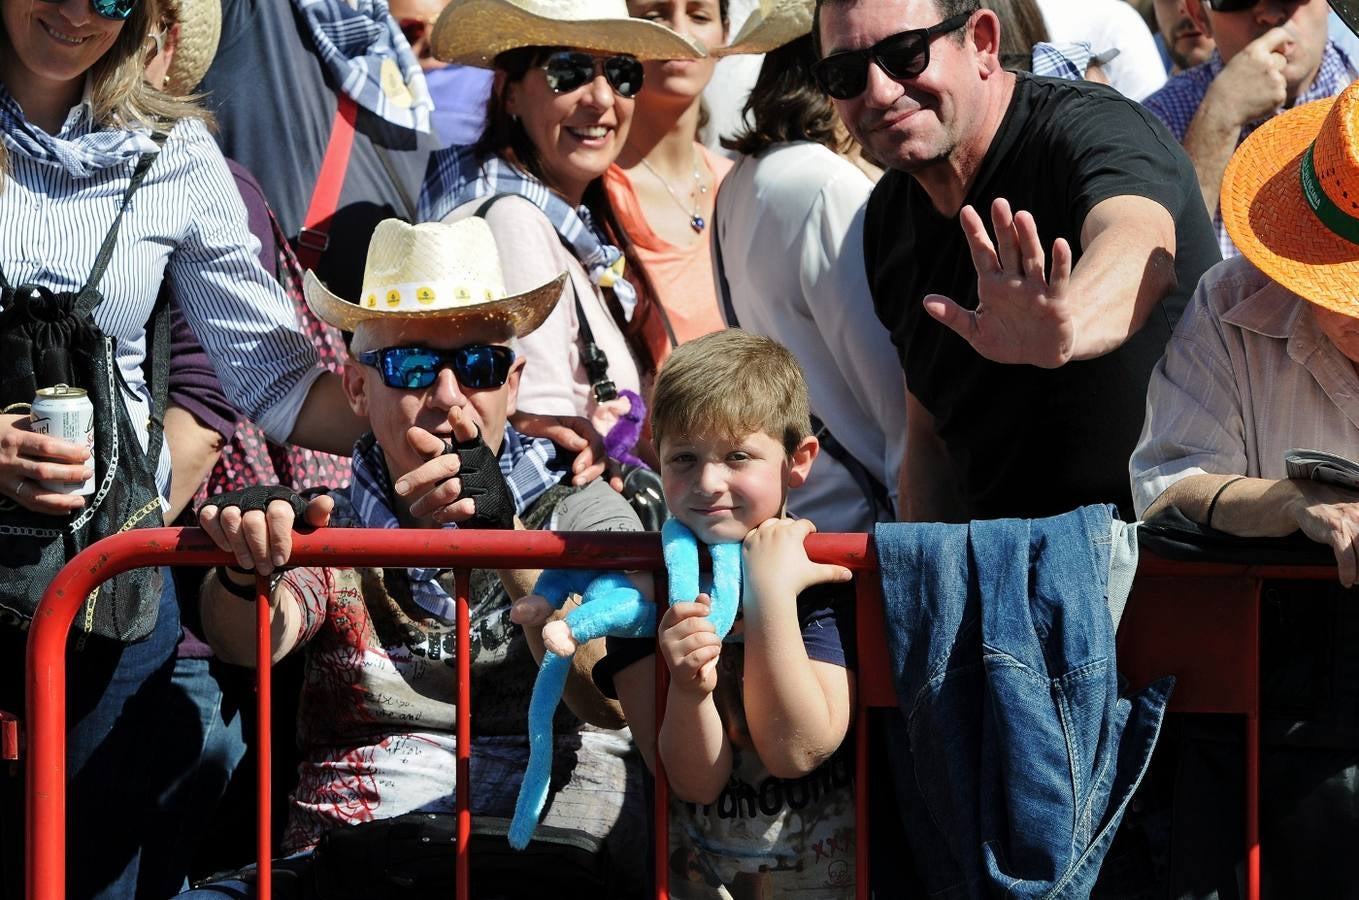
637;151;708;233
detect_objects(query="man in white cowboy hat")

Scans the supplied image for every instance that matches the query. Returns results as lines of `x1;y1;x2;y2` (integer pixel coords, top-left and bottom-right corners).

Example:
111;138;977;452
813;0;1222;524
1132;78;1359;894
183;218;649;899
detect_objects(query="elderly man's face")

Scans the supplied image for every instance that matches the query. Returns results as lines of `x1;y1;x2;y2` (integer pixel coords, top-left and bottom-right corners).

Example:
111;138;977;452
817;0;995;175
344;318;523;481
1311;304;1359;364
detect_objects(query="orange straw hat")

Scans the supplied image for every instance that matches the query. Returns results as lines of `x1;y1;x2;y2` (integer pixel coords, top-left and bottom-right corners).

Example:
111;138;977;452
1221;80;1359;316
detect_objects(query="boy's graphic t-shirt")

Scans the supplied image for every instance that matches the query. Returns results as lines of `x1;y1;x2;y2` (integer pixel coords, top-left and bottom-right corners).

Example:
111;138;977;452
600;580;858;899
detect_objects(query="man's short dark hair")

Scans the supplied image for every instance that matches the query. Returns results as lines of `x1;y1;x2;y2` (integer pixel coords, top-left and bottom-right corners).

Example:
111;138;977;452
812;0;981;59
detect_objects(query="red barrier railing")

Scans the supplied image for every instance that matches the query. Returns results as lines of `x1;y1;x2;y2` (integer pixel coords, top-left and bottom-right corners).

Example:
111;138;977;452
24;528;1333;899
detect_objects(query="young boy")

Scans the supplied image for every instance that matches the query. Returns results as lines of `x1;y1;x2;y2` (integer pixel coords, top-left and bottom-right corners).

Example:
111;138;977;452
597;329;859;899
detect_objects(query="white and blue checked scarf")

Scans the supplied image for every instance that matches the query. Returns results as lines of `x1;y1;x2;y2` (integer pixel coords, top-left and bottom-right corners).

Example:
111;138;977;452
290;0;433;134
348;425;567;621
1029;42;1100;82
419;146;638;321
0;82;160;178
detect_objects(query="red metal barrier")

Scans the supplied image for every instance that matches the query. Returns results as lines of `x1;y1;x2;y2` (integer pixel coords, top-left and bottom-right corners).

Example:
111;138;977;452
25;528;1331;899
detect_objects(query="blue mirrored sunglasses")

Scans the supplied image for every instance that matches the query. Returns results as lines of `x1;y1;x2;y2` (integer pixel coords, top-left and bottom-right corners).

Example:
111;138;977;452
356;344;516;390
37;0;138;21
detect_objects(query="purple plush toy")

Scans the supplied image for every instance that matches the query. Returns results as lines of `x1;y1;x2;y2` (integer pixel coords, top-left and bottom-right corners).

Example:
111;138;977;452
605;388;648;469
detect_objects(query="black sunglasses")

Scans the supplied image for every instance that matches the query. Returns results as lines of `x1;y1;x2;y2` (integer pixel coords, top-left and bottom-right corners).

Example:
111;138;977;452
37;0;137;21
812;11;974;100
356;344;516;390
540;51;645;98
1204;0;1264;11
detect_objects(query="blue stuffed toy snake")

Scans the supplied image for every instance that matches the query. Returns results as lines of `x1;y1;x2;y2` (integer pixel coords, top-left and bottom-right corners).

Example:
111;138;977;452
507;518;743;848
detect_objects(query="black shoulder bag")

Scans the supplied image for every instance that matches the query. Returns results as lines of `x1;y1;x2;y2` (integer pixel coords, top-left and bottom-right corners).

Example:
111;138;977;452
0;146;171;643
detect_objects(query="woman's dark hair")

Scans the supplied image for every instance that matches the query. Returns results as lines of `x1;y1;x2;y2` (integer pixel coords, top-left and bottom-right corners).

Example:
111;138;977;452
980;0;1050;63
474;46;663;377
723;35;846;158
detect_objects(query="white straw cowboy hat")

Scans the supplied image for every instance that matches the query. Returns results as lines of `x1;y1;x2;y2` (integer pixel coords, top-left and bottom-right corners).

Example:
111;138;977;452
716;0;812;56
303;218;567;336
160;0;222;95
431;0;706;68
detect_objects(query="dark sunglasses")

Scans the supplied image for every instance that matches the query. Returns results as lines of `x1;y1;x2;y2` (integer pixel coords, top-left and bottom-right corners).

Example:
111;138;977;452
812;11;973;100
356;344;516;390
36;0;137;21
1204;0;1265;11
540;51;645;98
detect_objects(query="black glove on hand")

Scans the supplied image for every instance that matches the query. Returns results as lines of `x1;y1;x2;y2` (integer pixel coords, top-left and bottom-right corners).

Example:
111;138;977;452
444;427;515;530
198;485;308;523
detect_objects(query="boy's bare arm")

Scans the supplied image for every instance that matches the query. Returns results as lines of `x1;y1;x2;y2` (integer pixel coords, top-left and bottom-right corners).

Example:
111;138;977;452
656;598;732;803
741;518;855;779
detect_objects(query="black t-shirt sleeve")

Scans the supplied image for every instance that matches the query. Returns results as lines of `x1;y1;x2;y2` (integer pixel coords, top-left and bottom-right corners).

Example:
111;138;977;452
1056;89;1192;234
593;634;653;700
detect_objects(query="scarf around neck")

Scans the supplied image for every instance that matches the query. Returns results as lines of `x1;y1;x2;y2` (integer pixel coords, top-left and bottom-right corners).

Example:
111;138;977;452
419;145;638;321
348;425;568;621
291;0;433;134
0;82;160;178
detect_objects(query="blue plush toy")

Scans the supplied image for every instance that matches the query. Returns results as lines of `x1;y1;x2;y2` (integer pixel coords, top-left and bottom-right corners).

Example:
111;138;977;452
507;518;743;848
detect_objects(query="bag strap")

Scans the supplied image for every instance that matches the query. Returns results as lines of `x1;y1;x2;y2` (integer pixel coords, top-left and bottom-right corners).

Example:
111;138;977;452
67;138;165;315
296;93;359;272
473;193;619;403
143;282;172;467
713;186;894;521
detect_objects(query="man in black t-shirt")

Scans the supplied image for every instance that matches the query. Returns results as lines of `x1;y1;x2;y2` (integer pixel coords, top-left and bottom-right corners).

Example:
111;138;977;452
813;0;1221;520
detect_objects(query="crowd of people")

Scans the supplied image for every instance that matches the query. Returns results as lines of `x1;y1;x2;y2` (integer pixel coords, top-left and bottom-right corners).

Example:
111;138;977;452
1;0;1359;894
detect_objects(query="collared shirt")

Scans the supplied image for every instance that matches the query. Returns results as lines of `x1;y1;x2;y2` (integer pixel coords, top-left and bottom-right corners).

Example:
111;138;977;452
0;100;323;494
1130;255;1359;516
1141;42;1358;258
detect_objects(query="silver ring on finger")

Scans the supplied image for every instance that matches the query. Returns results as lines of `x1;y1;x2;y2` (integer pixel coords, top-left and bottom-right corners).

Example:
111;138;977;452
14;477;25;499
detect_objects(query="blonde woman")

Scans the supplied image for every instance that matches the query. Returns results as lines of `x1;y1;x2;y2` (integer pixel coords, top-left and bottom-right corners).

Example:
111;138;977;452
0;0;363;896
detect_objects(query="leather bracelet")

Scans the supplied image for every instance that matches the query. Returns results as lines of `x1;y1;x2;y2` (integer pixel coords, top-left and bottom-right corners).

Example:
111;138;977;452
215;566;261;601
1206;476;1246;530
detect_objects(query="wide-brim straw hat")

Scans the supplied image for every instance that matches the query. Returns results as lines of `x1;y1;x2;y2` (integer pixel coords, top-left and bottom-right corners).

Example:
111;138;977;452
715;0;812;57
1220;80;1359;316
303;218;567;336
431;0;706;68
163;0;222;95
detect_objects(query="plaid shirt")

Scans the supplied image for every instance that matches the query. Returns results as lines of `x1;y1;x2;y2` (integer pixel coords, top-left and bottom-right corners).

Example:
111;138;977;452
1141;42;1356;258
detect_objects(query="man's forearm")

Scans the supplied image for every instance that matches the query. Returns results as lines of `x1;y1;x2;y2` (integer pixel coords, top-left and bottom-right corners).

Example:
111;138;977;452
1144;473;1300;536
1067;196;1178;360
199;569;303;666
1181;98;1244;220
287;372;367;456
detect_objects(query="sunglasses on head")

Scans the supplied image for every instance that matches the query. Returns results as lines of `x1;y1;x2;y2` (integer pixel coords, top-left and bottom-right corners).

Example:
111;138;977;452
812;10;974;100
36;0;137;21
539;51;645;98
356;344;516;390
1204;0;1264;11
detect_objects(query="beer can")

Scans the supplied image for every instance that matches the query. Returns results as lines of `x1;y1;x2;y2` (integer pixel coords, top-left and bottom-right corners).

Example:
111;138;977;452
31;385;95;496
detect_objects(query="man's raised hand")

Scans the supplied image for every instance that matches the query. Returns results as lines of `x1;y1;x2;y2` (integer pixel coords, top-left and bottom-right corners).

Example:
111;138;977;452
923;197;1075;368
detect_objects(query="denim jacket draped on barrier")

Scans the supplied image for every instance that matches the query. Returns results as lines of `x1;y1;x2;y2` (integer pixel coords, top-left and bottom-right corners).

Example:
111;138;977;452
874;505;1173;898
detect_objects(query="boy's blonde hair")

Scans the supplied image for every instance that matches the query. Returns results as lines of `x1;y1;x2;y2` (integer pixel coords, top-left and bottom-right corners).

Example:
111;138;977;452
651;329;811;454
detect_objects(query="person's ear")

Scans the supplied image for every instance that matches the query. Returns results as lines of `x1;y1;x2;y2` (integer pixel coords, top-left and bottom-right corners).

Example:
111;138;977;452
342;355;370;417
1184;0;1214;38
503;354;527;418
785;434;819;489
970;8;1002;71
498;70;521;118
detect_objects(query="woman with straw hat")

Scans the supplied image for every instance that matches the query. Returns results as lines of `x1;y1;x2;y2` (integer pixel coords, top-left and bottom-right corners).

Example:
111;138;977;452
710;0;905;538
1132;78;1359;893
420;0;704;471
603;0;730;370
